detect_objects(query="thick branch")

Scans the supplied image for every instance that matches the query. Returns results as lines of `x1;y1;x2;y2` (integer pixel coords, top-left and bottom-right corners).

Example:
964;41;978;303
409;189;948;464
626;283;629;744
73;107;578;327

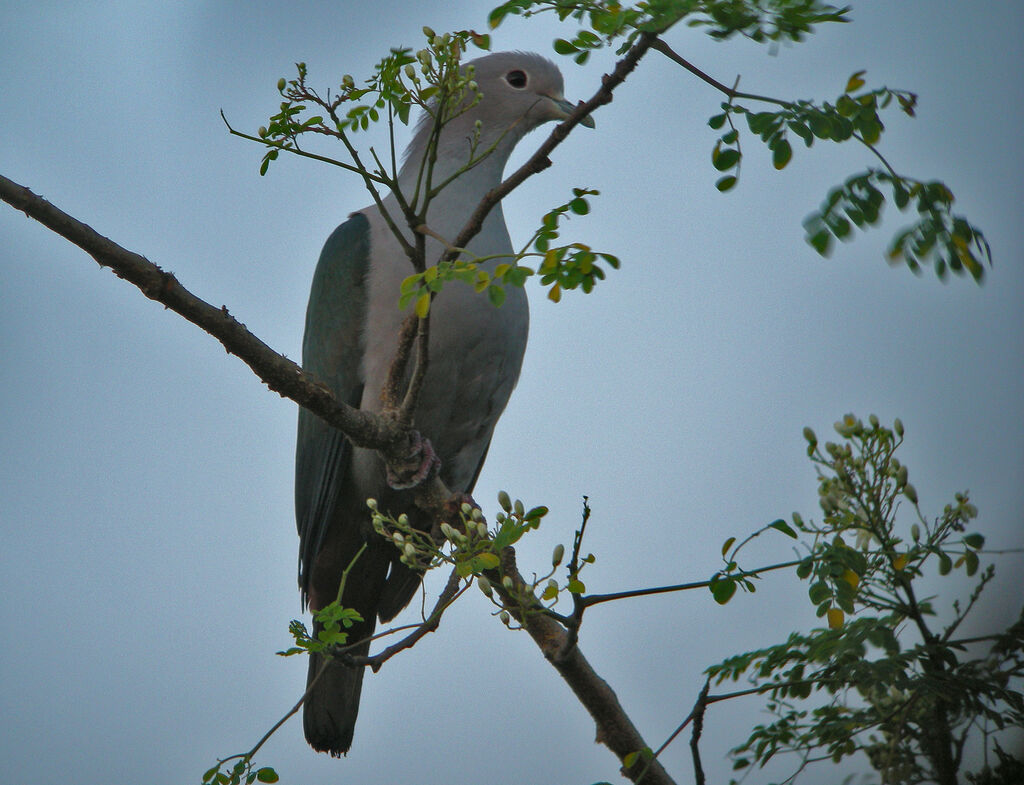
0;173;429;473
2;171;672;781
495;549;675;785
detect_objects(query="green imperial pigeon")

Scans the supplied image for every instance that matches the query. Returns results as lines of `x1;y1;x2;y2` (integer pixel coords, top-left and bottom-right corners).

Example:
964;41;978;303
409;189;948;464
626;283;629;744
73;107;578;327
295;51;593;756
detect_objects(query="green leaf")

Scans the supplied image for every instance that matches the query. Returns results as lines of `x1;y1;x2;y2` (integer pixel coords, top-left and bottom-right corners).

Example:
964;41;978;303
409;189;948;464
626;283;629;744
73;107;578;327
487;285;506;308
708;113;727;129
553;38;578;55
711;577;737;605
964;549;979;576
474;552;500;570
256;769;279;784
567;578;586;594
796;558;813;579
963;532;984;549
712;147;740;171
569;198;589;215
938;552;953;575
721;536;736;557
808;580;831;604
772;138;793;170
525;505;548;521
846;70;866;93
769;519;797;538
716;175;738;192
809;228;833;256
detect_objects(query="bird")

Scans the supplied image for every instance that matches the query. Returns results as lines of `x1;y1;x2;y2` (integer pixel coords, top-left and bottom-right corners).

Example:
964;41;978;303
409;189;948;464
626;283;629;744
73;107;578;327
295;51;593;756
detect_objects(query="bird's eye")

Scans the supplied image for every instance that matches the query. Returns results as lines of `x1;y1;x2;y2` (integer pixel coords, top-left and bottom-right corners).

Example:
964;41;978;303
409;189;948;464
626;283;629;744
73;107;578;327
504;70;528;89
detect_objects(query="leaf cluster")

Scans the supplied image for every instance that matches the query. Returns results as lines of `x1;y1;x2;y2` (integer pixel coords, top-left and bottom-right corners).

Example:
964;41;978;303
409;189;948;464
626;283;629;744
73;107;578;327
704;415;1023;784
490;0;850;55
396;188;620;314
704;70;991;280
201;760;278;785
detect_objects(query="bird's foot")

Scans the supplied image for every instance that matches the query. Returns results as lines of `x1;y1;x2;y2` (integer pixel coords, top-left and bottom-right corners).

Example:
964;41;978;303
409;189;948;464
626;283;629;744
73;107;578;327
386;430;440;490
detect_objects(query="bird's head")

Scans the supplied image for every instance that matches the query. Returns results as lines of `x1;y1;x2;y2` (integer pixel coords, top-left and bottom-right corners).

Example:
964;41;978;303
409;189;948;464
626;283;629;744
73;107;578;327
402;51;593;178
461;51;595;133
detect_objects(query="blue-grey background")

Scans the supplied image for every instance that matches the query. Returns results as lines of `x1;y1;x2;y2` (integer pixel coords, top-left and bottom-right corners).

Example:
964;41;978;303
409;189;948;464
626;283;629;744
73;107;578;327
2;2;1021;783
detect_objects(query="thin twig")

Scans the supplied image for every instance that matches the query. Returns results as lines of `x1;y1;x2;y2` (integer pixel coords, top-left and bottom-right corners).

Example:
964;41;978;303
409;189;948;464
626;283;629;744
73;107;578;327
582;559;803;607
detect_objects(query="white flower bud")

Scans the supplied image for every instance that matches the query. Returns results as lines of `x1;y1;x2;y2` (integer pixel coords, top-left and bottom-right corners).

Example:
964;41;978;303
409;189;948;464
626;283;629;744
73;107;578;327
552;544;565;566
366;498;378;510
342;74;354;89
904;483;918;504
497;490;511;511
499;610;510;625
461;502;472;516
404;64;416;79
477;576;493;597
403;543;416;559
471;507;484;522
894;418;904;437
502;576;514;591
422;26;435;39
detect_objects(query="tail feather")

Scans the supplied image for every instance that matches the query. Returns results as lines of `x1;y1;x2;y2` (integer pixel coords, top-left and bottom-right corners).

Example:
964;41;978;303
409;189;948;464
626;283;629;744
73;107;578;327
302;622;374;756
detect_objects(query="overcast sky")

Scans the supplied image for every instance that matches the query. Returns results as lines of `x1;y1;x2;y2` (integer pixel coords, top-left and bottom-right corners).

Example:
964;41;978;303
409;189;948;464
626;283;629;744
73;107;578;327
2;3;1022;784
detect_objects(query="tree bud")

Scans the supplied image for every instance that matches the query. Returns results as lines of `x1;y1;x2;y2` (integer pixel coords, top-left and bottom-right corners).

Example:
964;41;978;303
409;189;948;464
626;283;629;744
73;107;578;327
477;576;493;597
552;544;565;566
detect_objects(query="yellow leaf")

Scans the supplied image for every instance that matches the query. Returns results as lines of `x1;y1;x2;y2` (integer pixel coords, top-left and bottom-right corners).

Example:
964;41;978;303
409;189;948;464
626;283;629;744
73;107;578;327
547;284;562;303
846;70;866;93
415;292;431;318
892;554;908;571
827;607;845;629
842;569;860;589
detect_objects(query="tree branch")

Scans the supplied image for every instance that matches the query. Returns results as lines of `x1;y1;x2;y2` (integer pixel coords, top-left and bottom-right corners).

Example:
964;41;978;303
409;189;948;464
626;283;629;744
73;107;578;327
1;169;673;782
446;31;659;259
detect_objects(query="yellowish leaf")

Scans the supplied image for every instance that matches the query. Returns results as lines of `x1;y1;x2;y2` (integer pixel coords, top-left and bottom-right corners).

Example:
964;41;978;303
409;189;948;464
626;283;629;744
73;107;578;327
415;292;431;318
827;607;845;629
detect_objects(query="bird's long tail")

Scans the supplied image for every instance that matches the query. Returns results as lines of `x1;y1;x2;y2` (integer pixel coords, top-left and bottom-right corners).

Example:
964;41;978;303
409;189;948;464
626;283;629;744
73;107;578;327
302;618;375;757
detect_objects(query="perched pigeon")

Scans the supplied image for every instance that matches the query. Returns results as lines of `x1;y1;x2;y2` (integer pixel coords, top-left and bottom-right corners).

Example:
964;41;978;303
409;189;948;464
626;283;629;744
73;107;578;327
296;51;591;756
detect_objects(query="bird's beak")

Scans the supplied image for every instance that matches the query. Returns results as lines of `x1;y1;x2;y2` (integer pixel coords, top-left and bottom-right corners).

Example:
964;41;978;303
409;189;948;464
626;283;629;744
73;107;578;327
551;96;596;128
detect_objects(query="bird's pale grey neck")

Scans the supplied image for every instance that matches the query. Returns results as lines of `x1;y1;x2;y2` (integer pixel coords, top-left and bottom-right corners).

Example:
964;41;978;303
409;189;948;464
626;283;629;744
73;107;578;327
384;116;522;259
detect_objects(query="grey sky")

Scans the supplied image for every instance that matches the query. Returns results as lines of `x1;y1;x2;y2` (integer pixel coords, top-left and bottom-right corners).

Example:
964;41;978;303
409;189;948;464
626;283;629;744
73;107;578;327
2;2;1022;784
